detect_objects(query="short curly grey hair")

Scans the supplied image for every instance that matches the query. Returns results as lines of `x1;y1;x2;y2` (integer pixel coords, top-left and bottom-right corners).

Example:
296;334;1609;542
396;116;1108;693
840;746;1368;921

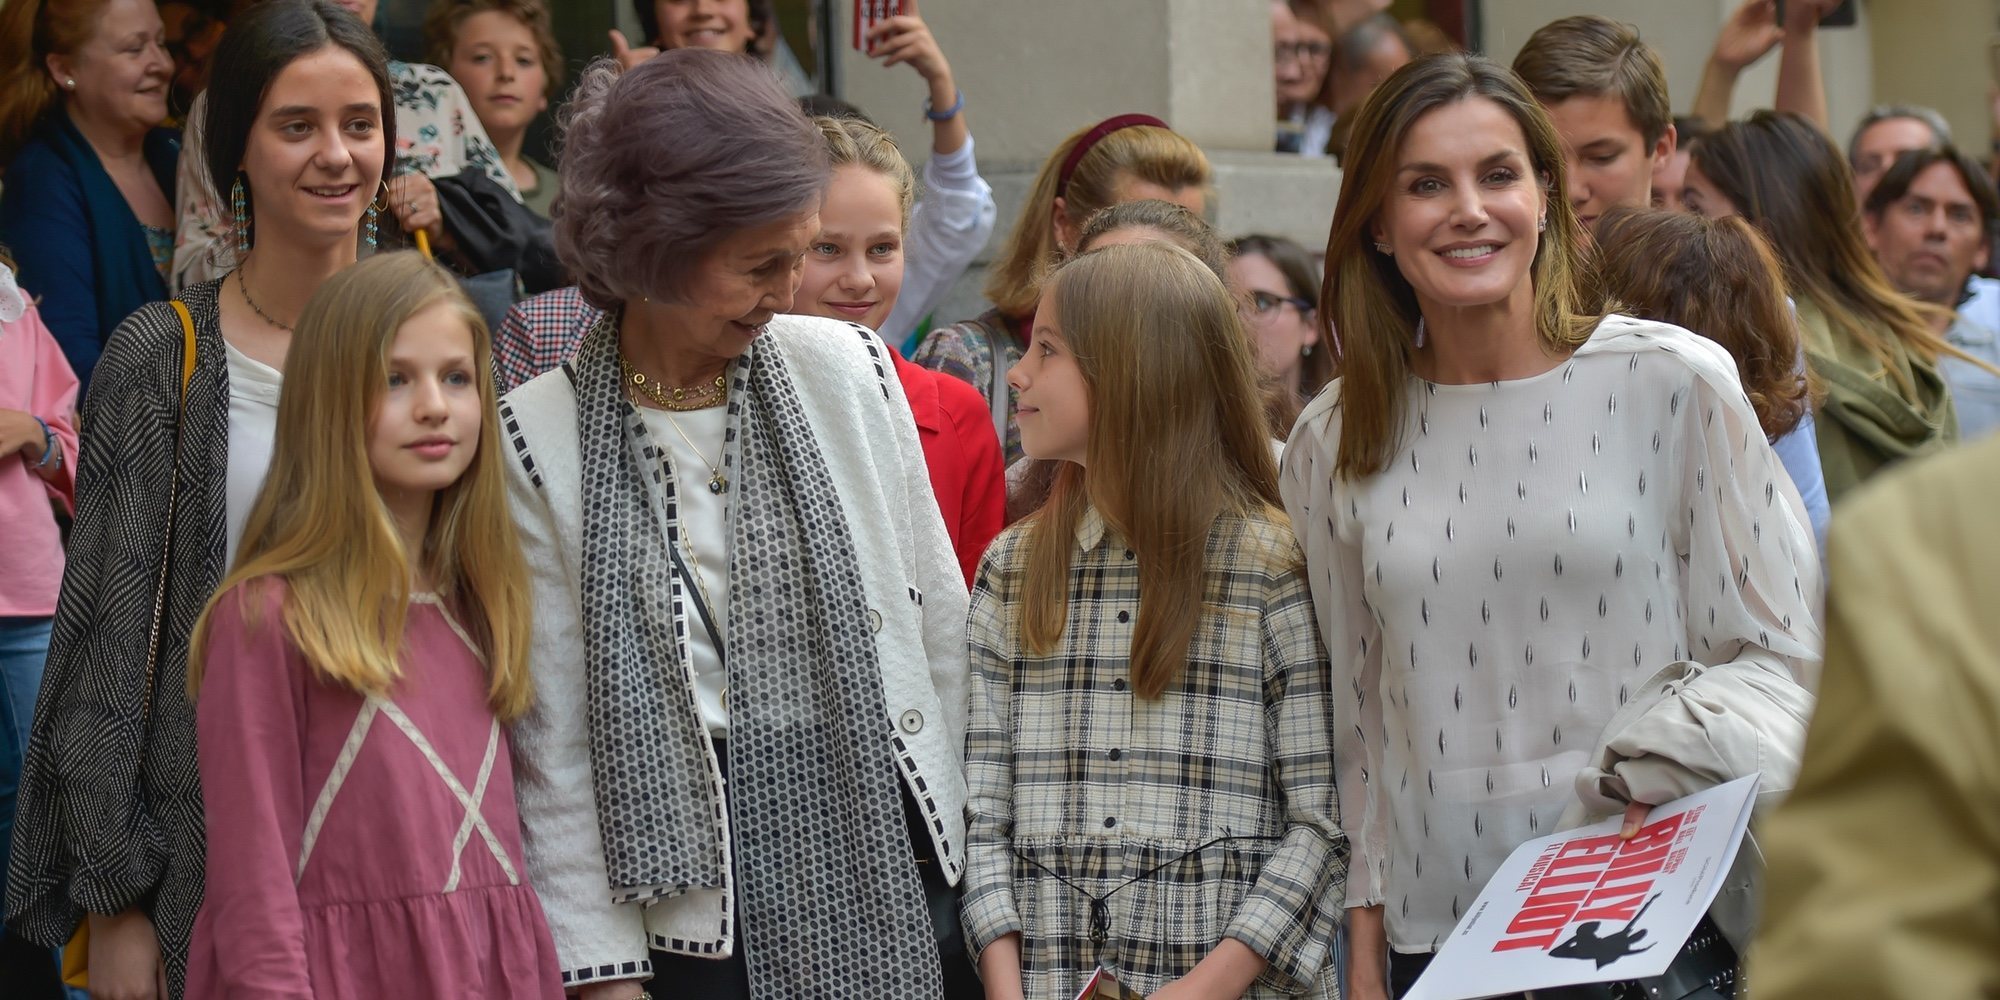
554;49;829;309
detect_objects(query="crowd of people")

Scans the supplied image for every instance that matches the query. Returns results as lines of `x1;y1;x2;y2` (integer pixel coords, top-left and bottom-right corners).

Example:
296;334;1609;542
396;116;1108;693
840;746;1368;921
0;0;1996;998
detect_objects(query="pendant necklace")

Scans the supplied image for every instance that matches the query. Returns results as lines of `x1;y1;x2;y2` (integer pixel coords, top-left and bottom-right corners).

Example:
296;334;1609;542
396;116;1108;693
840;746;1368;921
619;354;728;492
661;409;728;495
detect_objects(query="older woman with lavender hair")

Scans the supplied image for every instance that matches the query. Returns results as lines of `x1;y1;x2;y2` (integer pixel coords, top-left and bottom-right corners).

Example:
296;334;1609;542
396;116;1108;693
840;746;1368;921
498;49;968;1000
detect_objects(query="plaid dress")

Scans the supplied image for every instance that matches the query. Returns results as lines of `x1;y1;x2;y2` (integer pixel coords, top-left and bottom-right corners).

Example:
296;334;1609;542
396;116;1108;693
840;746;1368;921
961;505;1346;999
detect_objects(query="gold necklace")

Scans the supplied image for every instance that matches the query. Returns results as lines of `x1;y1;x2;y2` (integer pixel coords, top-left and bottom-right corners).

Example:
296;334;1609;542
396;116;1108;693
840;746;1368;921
659;408;729;495
620;356;727;411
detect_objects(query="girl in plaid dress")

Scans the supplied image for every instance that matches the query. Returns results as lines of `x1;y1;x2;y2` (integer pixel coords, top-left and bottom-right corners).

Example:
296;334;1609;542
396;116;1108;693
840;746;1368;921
961;241;1347;1000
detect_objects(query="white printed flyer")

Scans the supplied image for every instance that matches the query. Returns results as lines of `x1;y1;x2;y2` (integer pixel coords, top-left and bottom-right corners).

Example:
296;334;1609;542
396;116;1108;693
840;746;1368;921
1403;774;1759;1000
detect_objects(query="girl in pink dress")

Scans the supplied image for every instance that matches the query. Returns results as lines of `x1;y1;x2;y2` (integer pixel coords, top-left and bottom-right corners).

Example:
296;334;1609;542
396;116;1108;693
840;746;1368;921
184;250;561;999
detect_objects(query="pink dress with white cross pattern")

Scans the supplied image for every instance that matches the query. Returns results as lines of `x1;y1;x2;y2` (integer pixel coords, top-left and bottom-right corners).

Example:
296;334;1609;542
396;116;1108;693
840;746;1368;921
187;580;564;999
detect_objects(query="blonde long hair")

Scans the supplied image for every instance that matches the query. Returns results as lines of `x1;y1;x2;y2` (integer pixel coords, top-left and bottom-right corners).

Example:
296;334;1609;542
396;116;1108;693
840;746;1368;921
189;252;533;720
1324;53;1599;480
1021;242;1283;699
985;119;1211;318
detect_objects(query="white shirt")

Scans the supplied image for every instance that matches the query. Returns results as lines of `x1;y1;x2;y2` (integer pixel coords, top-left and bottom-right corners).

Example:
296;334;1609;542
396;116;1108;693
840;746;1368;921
1280;103;1337;157
223;340;282;569
1279;316;1821;952
1949;276;2000;440
638;405;731;736
1961;274;2000;333
881;137;998;347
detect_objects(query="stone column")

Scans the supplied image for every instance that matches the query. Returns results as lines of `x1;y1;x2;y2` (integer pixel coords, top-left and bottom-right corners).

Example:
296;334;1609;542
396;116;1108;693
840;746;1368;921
831;0;1341;326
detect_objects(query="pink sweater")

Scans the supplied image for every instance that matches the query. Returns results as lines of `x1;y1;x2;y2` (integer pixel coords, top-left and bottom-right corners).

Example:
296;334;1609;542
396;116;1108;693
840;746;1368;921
0;288;78;616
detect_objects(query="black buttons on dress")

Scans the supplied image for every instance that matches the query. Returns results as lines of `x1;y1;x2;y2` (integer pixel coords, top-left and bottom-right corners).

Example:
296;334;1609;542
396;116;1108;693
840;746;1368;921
1108;748;1123;761
1116;610;1130;623
1111;678;1127;692
1103;816;1117;828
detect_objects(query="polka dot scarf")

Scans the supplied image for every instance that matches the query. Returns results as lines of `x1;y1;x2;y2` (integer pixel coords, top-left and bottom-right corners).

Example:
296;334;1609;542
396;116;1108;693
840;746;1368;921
570;319;941;995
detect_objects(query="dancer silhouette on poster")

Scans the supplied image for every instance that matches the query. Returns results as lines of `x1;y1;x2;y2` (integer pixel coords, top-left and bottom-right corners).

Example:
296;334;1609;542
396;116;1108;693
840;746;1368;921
1549;895;1662;970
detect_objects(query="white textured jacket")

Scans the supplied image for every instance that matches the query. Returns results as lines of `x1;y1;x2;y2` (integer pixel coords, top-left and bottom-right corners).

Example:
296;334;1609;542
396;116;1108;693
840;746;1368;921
499;314;971;988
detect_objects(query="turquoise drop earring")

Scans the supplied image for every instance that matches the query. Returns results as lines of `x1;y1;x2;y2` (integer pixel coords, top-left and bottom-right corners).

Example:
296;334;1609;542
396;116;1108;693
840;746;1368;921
230;175;250;255
364;181;388;251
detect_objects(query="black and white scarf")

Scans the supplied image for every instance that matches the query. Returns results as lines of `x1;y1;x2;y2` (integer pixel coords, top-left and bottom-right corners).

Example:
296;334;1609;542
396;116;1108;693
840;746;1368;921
570;316;940;996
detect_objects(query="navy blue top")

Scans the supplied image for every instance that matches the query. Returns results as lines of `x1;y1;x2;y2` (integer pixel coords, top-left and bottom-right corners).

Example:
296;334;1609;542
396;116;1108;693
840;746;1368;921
0;109;178;396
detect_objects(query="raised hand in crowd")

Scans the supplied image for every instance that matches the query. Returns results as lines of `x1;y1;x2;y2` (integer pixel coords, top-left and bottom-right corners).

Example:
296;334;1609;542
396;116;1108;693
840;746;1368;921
1712;0;1783;74
1775;0;1842;133
1694;0;1840;133
863;0;965;156
1693;0;1782;127
607;27;658;72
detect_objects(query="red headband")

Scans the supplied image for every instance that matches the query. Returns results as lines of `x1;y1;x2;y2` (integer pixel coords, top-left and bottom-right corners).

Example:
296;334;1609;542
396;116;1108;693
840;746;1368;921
1055;113;1171;199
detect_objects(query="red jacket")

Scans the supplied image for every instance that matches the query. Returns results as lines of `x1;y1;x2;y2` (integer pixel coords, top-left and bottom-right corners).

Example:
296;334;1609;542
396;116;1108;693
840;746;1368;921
891;347;1005;587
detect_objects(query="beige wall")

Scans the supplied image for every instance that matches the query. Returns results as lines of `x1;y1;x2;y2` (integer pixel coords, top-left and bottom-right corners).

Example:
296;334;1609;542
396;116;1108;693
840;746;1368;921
1870;0;1997;150
834;0;1271;168
1477;0;1873;139
829;0;1340;322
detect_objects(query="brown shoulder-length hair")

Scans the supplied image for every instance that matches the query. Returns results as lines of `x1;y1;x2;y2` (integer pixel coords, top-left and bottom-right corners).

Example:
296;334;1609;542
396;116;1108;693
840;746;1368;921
1689;111;1971;392
984;119;1211;318
1592;206;1811;439
1021;242;1282;700
1323;52;1598;480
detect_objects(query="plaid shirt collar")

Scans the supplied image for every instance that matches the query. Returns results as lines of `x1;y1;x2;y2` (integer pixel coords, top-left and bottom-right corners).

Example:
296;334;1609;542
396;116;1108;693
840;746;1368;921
1074;505;1110;553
